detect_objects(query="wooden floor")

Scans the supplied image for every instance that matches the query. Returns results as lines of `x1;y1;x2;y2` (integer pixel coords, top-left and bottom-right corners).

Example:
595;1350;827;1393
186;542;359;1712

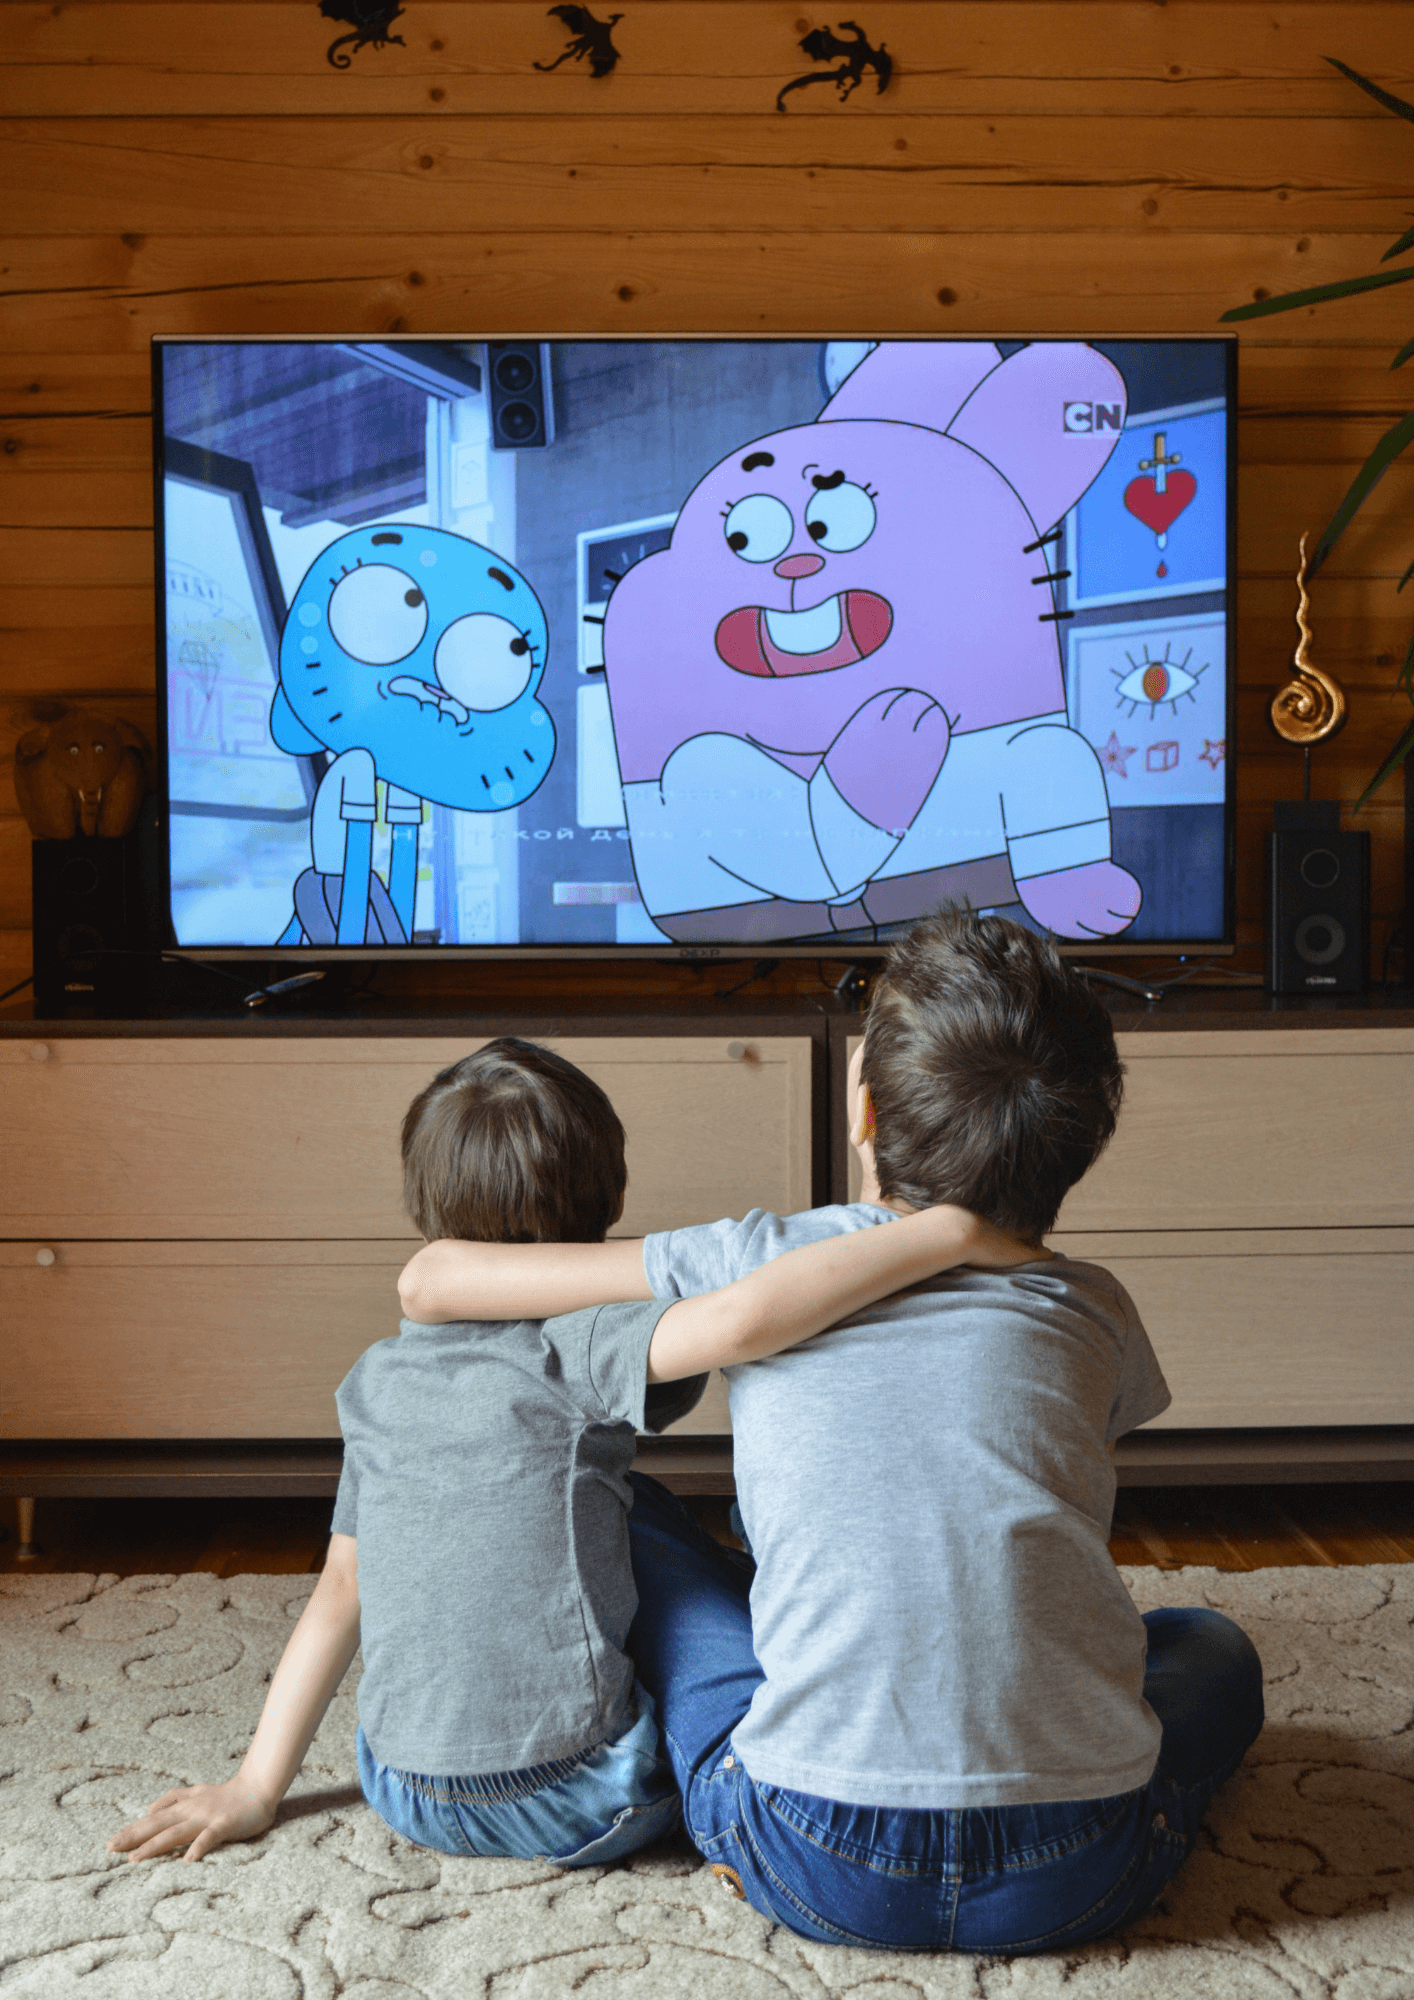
2;1485;1413;1578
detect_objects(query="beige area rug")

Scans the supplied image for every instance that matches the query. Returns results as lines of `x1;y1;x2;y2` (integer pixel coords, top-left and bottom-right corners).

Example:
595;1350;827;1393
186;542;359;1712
1;1565;1411;1998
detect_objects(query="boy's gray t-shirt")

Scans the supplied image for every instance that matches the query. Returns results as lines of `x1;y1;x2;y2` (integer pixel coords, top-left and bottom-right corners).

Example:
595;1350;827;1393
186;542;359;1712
645;1204;1172;1810
331;1300;683;1777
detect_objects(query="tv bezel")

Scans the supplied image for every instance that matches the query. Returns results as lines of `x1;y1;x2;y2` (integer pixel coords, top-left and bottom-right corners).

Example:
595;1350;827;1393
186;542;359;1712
152;332;1238;965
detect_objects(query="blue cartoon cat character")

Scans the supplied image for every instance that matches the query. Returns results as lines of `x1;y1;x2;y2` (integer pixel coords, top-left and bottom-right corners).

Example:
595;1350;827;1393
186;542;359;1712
271;525;554;946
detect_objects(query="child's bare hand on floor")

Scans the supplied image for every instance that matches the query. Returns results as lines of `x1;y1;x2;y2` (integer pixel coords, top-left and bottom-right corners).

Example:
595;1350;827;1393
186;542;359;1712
107;1776;275;1863
104;1537;360;1869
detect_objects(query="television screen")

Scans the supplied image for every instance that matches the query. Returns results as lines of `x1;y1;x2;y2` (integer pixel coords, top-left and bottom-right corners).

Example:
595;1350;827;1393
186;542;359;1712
155;336;1235;956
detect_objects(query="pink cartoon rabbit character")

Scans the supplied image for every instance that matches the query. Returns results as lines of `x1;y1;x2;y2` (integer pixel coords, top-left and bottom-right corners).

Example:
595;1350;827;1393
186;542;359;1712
602;340;1142;943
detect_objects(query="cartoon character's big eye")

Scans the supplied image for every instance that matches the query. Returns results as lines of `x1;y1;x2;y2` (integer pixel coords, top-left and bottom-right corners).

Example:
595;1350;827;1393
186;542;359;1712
723;495;793;563
1116;658;1200;707
327;565;428;665
435;614;535;712
804;483;876;553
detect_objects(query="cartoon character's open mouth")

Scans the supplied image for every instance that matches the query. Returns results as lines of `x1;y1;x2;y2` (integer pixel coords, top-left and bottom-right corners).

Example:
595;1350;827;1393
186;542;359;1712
386;675;470;726
714;591;893;678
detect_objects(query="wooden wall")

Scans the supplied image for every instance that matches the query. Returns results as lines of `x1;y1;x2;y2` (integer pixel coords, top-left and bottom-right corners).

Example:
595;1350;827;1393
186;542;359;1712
2;0;1410;995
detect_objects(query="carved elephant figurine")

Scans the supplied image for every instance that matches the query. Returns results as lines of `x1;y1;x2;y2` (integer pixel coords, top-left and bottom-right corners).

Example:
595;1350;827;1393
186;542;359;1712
14;709;153;839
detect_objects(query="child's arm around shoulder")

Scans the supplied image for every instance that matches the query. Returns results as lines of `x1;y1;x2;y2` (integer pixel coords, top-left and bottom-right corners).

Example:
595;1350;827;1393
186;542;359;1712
645;1205;1040;1382
400;1234;652;1323
107;1533;361;1864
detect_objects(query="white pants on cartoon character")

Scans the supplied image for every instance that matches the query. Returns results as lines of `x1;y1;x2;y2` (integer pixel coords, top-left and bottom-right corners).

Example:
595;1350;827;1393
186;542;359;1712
623;711;1119;942
601;340;1143;943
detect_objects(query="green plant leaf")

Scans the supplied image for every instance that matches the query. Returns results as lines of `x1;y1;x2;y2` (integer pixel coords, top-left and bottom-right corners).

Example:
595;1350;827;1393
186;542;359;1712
1220;264;1414;322
1352;710;1414;810
1260;58;1414;812
1326;57;1414;128
1306;409;1414;576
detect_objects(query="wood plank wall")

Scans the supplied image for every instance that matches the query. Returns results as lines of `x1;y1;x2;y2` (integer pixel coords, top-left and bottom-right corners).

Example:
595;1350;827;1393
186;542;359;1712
2;0;1409;995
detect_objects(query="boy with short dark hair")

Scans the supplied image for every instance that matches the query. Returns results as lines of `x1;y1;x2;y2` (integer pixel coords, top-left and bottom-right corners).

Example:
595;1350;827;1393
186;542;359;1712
861;908;1125;1235
108;1033;1030;1871
398;915;1264;1951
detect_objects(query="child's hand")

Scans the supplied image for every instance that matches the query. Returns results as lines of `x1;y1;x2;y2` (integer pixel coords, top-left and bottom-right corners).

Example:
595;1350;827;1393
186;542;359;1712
107;1776;276;1864
904;1203;1047;1272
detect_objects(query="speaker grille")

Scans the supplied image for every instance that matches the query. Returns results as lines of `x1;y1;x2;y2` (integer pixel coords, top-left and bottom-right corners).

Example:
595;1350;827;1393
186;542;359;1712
1299;847;1341;890
1293;913;1345;965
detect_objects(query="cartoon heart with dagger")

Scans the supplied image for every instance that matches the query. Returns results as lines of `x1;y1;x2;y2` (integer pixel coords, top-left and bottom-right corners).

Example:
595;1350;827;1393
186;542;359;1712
1123;430;1197;579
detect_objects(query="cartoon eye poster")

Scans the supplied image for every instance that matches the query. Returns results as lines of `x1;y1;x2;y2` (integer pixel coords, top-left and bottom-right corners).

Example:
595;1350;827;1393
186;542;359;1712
1066;401;1226;607
1066;612;1227;807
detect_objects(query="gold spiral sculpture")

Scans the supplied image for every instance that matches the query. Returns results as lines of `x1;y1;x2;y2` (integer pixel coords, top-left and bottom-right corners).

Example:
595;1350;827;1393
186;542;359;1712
1270;532;1347;744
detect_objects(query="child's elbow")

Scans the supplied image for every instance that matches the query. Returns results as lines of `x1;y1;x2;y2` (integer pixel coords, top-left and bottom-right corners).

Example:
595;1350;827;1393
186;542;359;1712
397;1243;444;1322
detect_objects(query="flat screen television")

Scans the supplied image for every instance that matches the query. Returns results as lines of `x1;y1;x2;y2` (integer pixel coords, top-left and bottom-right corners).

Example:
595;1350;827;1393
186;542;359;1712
154;335;1236;960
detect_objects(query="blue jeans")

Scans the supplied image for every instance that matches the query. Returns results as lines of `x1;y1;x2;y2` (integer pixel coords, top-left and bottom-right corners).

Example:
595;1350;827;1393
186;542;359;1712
356;1683;682;1867
625;1473;1263;1951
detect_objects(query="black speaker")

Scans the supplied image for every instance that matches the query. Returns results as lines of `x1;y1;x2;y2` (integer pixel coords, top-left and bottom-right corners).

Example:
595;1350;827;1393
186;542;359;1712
31;836;142;1013
1266;802;1369;995
487;342;554;450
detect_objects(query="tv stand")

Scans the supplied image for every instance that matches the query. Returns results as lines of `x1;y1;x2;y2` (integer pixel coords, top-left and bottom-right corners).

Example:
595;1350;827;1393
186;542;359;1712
713;957;782;1001
3;994;1413;1538
1075;965;1166;1003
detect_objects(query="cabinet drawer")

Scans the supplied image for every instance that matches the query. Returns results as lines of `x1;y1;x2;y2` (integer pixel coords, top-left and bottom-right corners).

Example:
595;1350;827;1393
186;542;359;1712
1053;1228;1414;1428
2;1240;402;1437
1;1240;733;1440
1060;1031;1414;1233
0;1036;812;1241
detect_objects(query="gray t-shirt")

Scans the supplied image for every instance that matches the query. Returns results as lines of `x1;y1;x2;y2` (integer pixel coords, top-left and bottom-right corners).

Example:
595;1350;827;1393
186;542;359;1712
332;1302;690;1776
645;1205;1172;1810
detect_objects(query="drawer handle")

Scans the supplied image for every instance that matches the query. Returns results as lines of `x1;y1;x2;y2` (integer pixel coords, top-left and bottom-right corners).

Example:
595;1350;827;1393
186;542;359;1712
29;1043;50;1062
35;1248;57;1268
726;1041;747;1062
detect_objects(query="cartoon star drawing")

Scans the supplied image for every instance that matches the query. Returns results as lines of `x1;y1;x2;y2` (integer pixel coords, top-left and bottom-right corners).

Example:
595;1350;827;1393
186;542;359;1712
1199;738;1226;770
1098;732;1137;779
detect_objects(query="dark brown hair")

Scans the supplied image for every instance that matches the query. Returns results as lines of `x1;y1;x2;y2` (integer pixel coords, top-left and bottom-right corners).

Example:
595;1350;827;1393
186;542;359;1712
401;1037;626;1244
860;909;1124;1239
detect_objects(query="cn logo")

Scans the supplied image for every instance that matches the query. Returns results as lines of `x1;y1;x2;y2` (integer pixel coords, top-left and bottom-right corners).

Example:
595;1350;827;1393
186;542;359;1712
1063;401;1124;434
